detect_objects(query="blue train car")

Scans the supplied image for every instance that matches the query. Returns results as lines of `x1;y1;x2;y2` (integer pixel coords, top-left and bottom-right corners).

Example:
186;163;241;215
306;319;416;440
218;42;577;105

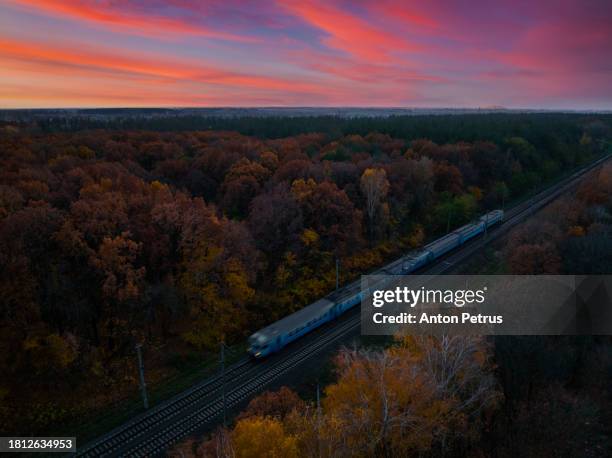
453;221;485;244
248;298;336;358
482;209;504;227
401;250;433;274
248;209;504;358
426;232;461;259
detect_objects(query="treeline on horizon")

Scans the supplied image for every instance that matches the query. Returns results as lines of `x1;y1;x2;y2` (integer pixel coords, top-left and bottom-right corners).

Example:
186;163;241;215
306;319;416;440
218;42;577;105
14;111;612;143
0;113;610;435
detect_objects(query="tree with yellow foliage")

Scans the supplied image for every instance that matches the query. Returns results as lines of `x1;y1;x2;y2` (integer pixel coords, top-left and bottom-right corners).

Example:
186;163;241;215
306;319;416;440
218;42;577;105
231;416;299;458
321;347;447;456
297;336;499;457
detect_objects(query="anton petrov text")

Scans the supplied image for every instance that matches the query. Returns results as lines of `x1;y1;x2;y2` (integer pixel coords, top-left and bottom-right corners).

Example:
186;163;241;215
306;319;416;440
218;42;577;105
361;275;612;336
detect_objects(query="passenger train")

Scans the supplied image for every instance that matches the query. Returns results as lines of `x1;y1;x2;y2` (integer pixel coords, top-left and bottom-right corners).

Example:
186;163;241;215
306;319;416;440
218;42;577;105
247;209;504;358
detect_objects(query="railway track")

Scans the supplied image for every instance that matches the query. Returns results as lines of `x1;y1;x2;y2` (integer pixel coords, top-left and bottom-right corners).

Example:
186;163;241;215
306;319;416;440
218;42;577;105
75;154;610;457
77;307;362;457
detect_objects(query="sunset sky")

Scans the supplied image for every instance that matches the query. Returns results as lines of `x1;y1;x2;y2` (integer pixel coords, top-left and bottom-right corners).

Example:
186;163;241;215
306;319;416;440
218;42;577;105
1;0;611;109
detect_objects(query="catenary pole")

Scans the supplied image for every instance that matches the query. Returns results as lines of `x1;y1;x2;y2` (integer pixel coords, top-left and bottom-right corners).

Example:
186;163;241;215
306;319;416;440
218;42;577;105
335;258;340;290
135;344;149;410
220;342;227;427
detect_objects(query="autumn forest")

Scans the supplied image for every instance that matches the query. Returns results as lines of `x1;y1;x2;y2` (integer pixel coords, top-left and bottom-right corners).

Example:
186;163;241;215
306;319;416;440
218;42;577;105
1;113;611;455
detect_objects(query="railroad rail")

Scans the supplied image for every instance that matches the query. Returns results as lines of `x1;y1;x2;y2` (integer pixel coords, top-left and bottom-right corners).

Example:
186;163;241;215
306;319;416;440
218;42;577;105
75;154;610;457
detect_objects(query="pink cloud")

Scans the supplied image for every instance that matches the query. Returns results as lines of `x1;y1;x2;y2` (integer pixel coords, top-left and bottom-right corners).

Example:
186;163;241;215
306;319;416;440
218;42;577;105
277;0;420;63
0;37;333;95
7;0;259;42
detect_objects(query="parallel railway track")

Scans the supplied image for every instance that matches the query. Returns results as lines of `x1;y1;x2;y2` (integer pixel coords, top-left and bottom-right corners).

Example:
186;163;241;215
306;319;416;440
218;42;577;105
76;154;610;457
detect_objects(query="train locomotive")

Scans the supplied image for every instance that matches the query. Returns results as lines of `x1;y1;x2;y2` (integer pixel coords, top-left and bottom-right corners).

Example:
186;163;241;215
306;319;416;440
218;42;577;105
247;209;504;358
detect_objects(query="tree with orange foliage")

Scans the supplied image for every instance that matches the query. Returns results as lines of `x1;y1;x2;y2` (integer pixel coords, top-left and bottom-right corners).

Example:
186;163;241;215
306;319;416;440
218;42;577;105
397;336;502;448
195;416;298;458
319;336;500;457
89;233;145;304
322;347;444;456
237;386;305;421
434;161;464;195
291;178;363;253
507;242;562;274
506;220;564;274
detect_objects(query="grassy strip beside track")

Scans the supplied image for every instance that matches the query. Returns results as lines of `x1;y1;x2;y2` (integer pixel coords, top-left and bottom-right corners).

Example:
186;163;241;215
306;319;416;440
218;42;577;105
55;344;246;445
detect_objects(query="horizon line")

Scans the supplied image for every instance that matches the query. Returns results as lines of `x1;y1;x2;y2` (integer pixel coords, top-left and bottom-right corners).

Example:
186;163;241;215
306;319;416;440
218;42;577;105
2;106;612;113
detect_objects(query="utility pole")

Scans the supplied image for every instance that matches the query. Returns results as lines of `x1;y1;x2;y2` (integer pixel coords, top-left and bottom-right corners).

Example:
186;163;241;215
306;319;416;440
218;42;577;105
220;342;227;427
135;344;149;410
335;258;340;290
316;382;321;458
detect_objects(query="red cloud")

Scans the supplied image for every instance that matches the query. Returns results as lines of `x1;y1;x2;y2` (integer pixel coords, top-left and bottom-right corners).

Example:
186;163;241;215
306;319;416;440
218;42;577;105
0;37;331;95
278;0;420;63
367;1;439;29
7;0;258;42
